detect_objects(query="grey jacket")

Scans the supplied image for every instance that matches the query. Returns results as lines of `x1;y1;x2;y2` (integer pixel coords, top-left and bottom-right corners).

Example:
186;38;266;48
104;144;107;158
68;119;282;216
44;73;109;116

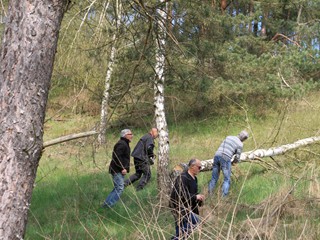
215;136;243;161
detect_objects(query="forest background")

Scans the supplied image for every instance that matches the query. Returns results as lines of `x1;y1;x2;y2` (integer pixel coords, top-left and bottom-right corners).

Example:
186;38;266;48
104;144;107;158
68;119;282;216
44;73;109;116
1;0;320;239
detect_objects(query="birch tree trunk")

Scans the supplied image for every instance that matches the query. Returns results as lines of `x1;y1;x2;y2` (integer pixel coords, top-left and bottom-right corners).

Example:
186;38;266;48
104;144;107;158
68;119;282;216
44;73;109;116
98;0;121;146
154;1;171;198
43;130;97;149
248;0;254;33
173;136;320;176
0;1;66;239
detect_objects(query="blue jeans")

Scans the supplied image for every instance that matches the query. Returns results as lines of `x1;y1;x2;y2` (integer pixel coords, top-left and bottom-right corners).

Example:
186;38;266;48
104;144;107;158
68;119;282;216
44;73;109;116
172;212;200;239
104;172;125;207
208;155;231;197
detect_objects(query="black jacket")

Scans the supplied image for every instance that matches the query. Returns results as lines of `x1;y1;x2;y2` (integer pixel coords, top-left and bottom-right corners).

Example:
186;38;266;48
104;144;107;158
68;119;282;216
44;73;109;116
109;137;131;174
169;171;199;216
131;133;155;162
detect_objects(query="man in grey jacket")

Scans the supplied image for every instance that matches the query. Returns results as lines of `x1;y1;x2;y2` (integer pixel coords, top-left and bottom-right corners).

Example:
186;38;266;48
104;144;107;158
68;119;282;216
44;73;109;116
208;130;249;197
124;128;158;191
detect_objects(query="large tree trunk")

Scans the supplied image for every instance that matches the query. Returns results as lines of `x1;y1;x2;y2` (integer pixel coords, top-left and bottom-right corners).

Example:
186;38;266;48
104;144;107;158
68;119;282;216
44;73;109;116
154;0;171;199
0;1;66;239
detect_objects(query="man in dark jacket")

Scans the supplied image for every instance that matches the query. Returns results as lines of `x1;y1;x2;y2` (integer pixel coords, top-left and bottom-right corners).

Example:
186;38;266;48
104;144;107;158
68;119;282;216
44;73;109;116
103;129;133;208
169;159;205;239
124;127;158;191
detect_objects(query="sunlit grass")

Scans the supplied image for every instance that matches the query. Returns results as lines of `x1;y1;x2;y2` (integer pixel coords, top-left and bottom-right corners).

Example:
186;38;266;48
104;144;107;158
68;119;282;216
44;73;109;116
26;91;320;239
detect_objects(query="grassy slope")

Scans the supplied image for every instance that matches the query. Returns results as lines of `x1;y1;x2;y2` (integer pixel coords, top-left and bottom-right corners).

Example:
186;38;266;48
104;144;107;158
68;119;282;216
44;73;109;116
26;92;320;239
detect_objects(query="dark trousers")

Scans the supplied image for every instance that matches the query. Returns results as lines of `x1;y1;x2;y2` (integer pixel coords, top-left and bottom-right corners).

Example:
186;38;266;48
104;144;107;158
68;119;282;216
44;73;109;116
124;158;151;190
171;211;200;240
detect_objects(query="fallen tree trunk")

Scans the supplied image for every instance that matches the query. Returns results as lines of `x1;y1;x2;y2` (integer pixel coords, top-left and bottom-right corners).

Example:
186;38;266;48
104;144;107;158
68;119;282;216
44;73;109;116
172;136;320;176
43;130;97;149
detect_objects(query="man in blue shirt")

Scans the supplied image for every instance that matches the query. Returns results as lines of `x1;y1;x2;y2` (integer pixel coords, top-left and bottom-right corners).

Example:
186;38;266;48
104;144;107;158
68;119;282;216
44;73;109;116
208;130;249;197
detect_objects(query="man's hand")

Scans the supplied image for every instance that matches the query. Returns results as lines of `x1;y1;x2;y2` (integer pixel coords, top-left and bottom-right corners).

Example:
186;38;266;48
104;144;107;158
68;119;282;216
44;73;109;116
231;155;239;165
196;194;205;206
148;157;155;165
196;194;205;202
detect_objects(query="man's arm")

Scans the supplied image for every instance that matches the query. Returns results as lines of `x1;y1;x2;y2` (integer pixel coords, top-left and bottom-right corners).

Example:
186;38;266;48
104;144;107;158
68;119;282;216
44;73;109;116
232;138;243;162
147;144;155;158
170;175;191;215
146;144;155;164
233;145;243;163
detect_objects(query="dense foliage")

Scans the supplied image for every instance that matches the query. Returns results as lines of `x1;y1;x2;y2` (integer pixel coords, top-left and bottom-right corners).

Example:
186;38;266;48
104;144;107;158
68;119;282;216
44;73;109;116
47;0;320;125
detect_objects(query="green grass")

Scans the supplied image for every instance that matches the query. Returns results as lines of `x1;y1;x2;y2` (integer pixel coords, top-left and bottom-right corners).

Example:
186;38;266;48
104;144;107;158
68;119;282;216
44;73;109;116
26;91;320;239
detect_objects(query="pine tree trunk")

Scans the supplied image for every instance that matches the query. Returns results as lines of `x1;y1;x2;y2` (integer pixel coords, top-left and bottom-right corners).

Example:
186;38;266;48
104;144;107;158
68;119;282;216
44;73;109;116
0;1;66;239
154;1;171;199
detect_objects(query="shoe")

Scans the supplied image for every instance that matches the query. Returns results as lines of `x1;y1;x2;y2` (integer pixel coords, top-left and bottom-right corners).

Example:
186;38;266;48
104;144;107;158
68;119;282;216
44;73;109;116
136;186;144;191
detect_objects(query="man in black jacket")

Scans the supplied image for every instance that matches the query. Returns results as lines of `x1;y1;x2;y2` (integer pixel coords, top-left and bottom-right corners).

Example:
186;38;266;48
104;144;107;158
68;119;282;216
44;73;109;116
103;129;133;208
124;127;158;191
169;159;205;239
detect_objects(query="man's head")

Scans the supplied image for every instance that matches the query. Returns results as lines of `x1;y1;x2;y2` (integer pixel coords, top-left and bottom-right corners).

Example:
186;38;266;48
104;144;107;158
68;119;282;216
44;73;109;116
238;130;249;142
120;129;133;142
150;127;159;139
188;158;202;177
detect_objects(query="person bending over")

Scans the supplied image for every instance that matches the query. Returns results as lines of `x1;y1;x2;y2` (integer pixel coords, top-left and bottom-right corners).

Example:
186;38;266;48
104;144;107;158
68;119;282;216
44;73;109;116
208;130;249;197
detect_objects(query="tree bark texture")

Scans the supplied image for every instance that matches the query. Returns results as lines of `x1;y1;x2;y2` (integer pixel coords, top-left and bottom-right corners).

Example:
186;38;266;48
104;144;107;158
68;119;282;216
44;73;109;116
0;1;66;239
154;1;171;199
172;136;320;177
98;0;121;146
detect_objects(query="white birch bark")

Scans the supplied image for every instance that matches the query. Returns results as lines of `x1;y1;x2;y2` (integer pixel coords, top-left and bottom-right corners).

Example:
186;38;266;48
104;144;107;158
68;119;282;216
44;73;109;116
98;0;121;145
185;136;320;173
154;1;171;197
43;131;97;148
